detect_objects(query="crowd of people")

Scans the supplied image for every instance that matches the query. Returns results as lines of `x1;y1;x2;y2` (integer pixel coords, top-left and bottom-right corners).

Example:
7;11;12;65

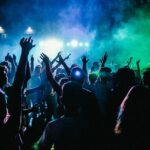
0;37;150;150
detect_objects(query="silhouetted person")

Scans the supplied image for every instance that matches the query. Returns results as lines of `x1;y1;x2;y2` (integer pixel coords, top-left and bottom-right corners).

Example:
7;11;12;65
38;81;103;150
114;85;150;150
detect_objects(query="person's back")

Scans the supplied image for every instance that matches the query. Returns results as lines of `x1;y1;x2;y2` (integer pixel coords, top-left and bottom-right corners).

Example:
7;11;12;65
39;116;101;150
114;85;150;150
38;81;102;150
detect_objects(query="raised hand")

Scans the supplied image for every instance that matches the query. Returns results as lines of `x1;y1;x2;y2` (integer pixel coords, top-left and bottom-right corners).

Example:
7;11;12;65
20;37;35;54
102;52;108;63
40;53;50;66
6;54;14;63
82;55;89;64
57;53;64;63
13;54;17;61
136;59;140;66
100;52;108;68
5;53;10;61
64;53;71;61
5;53;14;62
31;55;34;62
57;51;61;57
127;57;133;66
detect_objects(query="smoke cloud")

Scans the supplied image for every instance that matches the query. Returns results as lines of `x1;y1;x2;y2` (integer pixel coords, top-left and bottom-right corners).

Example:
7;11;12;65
0;0;150;69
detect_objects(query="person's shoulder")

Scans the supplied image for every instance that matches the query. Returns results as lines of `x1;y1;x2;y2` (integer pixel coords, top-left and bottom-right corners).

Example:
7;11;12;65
0;89;7;105
0;89;7;99
0;88;5;95
82;88;96;98
125;85;150;102
128;85;149;95
82;87;93;94
46;117;65;128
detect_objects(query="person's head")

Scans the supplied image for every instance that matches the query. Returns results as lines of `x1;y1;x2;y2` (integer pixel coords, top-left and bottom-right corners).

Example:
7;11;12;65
89;73;98;84
99;67;111;82
115;86;150;139
70;67;85;85
91;61;99;72
59;77;70;87
60;81;82;115
0;65;8;88
143;70;150;88
70;64;78;70
115;67;135;88
55;73;66;82
34;65;41;76
56;68;62;75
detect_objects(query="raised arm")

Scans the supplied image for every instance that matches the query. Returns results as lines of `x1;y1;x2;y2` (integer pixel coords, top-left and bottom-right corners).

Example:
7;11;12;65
51;53;71;73
50;51;61;66
7;54;17;84
30;54;34;73
40;53;61;96
57;53;71;76
13;37;35;90
82;55;89;75
99;52;108;71
5;37;35;133
13;54;18;67
82;55;90;87
126;57;133;68
136;59;141;81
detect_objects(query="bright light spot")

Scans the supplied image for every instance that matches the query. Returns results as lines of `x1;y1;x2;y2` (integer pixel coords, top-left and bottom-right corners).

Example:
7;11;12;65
84;42;89;47
25;26;34;34
48;39;63;49
79;42;83;46
70;40;78;47
39;41;44;46
39;38;64;58
114;29;127;40
40;39;64;49
75;70;81;76
66;43;70;46
0;26;5;34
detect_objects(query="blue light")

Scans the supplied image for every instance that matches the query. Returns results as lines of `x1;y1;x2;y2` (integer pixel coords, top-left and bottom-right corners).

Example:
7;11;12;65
75;70;81;76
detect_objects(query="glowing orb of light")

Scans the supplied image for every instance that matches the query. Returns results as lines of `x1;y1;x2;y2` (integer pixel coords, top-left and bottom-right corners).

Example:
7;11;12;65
66;43;70;46
70;40;78;47
39;38;64;58
79;42;83;46
75;70;81;77
25;26;34;34
0;26;5;34
84;42;89;47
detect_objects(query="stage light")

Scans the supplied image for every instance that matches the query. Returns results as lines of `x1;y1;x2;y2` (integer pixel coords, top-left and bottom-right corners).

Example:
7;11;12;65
25;26;34;34
48;39;64;49
39;38;64;58
79;42;83;46
84;42;89;47
40;39;64;49
0;26;5;34
70;40;78;47
75;70;81;76
39;41;44;46
66;43;70;46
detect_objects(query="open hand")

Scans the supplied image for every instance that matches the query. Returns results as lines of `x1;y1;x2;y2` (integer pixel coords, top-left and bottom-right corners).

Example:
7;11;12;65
13;54;17;61
136;59;140;65
100;52;108;64
40;53;50;66
82;56;89;64
20;37;35;54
